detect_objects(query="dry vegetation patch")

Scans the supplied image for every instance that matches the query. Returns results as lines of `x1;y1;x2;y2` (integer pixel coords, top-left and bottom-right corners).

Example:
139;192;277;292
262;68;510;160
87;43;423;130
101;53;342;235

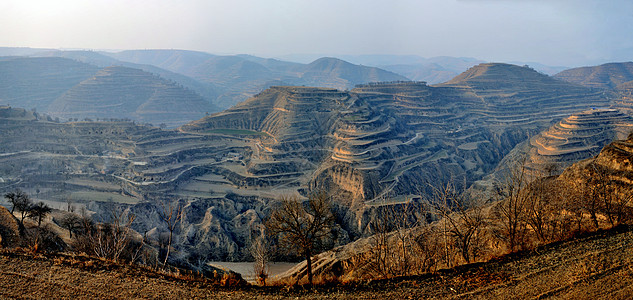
2;226;633;299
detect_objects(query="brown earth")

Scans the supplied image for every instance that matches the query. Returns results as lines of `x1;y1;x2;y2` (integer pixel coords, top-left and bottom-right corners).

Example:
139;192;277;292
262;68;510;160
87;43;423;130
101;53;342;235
1;225;633;299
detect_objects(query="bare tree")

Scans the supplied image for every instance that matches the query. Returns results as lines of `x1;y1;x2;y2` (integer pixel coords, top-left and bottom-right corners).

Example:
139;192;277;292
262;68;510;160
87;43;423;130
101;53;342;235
158;200;183;268
4;189;31;217
492;157;532;252
586;163;633;227
265;191;335;285
92;209;136;262
429;181;487;264
59;213;81;238
606;185;633;226
364;199;423;278
583;163;608;229
366;206;392;277
28;202;52;227
249;229;270;286
7;190;34;228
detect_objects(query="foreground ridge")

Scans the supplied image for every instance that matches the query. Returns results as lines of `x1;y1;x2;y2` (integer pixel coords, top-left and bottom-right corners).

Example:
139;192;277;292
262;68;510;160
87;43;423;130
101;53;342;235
1;225;632;299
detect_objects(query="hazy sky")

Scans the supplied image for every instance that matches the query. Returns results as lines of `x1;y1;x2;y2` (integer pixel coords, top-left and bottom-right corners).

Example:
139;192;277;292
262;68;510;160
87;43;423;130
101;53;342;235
1;0;631;66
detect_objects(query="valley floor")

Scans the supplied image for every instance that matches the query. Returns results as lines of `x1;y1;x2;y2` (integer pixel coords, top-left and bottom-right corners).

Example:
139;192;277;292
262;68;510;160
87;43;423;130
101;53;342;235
2;225;633;299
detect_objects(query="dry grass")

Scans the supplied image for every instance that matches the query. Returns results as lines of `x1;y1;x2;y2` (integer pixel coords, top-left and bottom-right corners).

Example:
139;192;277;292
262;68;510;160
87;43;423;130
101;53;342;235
2;225;633;299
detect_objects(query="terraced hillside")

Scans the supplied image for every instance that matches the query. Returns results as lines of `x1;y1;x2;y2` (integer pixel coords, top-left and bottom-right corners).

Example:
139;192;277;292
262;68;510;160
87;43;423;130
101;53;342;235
525;109;633;174
0;105;278;260
34;50;221;104
48;66;215;127
0;56;99;111
0;63;618;262
184;63;611;202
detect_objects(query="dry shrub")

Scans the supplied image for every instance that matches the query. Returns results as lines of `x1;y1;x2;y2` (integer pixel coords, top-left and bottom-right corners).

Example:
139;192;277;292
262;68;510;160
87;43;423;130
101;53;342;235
23;224;66;253
312;273;341;285
220;272;245;287
71;210;140;263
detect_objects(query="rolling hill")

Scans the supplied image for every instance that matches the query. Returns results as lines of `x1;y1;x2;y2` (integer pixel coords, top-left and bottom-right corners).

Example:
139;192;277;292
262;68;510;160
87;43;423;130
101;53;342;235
47;66;215;127
35;50;221;104
107;49;216;75
554;62;633;89
0;57;100;111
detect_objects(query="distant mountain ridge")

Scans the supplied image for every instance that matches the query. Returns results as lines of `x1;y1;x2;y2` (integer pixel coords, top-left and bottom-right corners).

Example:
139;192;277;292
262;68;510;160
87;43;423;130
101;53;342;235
554;62;633;89
110;50;409;108
277;54;568;84
108;49;216;75
0;48;415;124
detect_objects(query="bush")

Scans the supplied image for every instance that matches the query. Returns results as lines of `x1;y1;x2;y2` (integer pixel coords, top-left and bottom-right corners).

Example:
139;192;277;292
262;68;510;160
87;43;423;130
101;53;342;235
24;225;66;253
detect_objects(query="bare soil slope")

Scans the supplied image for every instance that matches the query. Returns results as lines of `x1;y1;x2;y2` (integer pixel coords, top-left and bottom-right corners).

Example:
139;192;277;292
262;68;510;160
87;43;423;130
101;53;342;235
2;225;633;299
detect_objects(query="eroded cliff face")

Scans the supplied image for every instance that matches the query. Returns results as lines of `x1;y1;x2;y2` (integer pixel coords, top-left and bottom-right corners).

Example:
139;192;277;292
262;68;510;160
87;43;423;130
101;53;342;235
0;63;620;262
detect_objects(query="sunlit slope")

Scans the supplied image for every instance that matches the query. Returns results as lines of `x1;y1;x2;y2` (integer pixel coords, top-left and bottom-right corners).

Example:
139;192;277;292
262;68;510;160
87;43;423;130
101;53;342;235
525;109;633;174
184;63;612;202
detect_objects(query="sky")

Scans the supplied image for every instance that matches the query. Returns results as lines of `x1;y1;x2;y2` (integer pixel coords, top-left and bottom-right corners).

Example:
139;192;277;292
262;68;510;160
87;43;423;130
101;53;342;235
0;0;631;67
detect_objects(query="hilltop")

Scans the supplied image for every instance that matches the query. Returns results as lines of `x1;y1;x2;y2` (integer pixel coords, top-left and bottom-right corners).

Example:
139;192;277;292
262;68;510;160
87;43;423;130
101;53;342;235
444;62;571;90
33;50;221;103
300;57;406;89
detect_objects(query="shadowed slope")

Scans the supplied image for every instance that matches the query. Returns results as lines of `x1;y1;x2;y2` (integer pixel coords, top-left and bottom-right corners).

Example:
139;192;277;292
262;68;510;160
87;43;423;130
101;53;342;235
48;66;214;127
0;57;99;111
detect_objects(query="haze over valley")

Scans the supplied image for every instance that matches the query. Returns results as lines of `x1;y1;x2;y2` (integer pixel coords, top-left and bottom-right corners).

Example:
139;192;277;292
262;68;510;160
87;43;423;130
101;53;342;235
2;0;633;297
